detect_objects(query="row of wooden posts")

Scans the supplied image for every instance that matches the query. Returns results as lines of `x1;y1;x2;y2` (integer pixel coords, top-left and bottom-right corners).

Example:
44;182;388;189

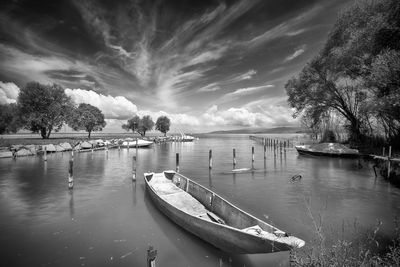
175;142;286;172
56;142;140;190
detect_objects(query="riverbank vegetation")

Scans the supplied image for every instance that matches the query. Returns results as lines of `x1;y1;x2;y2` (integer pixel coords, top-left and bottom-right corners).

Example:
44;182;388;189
285;0;400;153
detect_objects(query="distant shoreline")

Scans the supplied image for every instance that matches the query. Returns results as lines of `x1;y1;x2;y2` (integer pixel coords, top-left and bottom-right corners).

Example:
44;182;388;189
207;126;308;135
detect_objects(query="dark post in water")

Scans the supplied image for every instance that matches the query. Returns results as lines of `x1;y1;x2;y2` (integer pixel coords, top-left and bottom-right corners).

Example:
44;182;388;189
251;146;255;168
68;159;74;189
233;148;236;168
147;246;157;267
132;155;137;181
209;149;212;169
44;146;47;161
176;153;180;172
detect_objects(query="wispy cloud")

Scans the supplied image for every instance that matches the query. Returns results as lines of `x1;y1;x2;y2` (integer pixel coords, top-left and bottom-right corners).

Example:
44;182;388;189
285;45;307;61
225;84;274;97
245;6;321;48
197;83;221;92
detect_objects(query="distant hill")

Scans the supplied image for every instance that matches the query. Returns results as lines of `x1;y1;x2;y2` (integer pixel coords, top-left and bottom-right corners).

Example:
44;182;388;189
208;126;307;134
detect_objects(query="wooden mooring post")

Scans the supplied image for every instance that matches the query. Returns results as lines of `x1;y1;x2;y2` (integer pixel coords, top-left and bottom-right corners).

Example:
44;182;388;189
68;158;74;189
251;146;255;168
147;246;157;267
233;148;236;168
383;147;385;156
209;149;213;169
176;153;180;172
264;142;266;160
44;146;47;161
132;155;137;181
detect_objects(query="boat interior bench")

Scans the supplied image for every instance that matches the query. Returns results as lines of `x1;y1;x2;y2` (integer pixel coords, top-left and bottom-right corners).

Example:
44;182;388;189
149;173;225;224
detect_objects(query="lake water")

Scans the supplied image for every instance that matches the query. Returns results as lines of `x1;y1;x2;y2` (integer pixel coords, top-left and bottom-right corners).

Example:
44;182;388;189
1;134;399;267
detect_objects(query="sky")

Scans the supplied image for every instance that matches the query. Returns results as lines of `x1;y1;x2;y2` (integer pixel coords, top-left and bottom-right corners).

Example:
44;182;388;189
0;0;352;133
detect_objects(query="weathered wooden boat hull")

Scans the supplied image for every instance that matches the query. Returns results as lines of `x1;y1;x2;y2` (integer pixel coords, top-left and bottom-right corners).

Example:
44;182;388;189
296;147;359;158
144;171;304;254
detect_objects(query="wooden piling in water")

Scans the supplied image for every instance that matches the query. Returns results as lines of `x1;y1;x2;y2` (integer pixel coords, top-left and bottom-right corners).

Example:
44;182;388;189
209;149;213;169
147;246;157;267
176;153;180;172
44;146;47;161
233;148;236;168
383;147;385;156
388;146;392;179
68;159;74;189
132;155;136;181
252;146;255;166
264;143;266;159
91;143;94;153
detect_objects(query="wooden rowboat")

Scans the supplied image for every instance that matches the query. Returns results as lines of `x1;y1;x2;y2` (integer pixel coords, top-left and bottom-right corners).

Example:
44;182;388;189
144;171;305;254
295;143;359;158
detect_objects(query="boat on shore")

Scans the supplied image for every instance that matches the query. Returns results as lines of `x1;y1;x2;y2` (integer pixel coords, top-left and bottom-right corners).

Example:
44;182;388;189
144;170;305;254
121;139;153;148
295;142;359;158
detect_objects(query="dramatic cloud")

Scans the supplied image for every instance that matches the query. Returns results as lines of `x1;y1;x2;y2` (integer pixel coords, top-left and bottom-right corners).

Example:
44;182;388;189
65;89;137;120
0;81;20;104
285;45;307;61
0;0;352;131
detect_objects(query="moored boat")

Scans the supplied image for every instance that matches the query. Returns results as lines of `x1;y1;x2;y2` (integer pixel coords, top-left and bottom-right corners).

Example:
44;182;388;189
121;139;153;148
295;142;359;158
144;171;305;254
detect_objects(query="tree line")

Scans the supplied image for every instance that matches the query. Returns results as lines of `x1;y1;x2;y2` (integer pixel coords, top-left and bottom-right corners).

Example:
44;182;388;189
285;0;400;148
0;82;171;138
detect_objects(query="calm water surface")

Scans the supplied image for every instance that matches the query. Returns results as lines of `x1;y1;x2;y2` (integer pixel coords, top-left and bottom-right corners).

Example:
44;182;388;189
1;134;399;267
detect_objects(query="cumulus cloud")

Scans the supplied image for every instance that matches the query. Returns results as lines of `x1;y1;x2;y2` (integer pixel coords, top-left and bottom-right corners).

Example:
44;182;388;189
65;88;137;120
137;110;200;126
0;81;20;104
202;105;274;127
285;45;307;61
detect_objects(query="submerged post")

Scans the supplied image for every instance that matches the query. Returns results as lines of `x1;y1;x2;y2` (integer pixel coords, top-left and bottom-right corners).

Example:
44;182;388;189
209;149;213;169
132;155;136;181
44;146;47;161
68;158;74;189
176;153;180;172
382;147;385;156
91;143;94;153
252;146;255;168
264;143;266;159
388;146;392;179
147;246;157;267
233;148;236;168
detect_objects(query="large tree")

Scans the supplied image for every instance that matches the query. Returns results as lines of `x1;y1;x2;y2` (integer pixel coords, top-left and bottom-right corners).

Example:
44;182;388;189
155;116;171;136
285;0;400;144
68;103;106;138
122;115;141;134
18;82;73;139
138;115;154;136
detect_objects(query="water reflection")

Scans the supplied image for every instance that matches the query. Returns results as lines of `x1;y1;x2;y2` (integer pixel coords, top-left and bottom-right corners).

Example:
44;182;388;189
0;134;399;266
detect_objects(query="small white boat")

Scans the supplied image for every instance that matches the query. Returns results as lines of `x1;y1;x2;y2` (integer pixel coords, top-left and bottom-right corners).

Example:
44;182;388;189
122;139;153;148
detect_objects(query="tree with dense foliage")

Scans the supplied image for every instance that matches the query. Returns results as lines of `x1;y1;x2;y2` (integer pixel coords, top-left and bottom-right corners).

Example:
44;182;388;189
68;103;106;138
18;82;73;139
285;0;400;145
155;116;171;136
137;115;154;136
122;115;141;134
0;103;20;134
